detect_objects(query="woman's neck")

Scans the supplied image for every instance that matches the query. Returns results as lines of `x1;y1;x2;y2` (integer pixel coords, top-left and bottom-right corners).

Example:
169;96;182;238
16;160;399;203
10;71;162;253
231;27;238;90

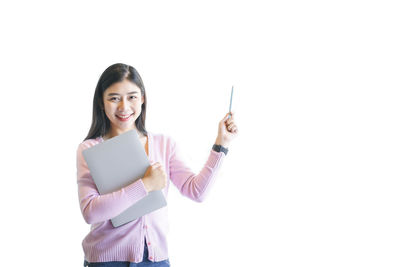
104;128;145;140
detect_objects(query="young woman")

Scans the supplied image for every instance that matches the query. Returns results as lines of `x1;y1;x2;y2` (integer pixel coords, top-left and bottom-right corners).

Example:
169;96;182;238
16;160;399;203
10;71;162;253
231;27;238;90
76;63;238;267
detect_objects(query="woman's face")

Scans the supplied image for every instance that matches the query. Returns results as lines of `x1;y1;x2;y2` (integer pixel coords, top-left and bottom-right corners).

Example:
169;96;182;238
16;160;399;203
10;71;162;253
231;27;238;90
103;79;144;136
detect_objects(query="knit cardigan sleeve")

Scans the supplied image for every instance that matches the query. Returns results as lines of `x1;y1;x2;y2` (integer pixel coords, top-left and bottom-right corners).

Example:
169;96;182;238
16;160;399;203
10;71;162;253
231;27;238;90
168;138;225;202
76;141;148;224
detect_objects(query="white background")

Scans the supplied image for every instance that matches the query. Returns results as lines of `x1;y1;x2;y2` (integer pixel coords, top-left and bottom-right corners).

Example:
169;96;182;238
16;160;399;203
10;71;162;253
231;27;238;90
0;0;399;266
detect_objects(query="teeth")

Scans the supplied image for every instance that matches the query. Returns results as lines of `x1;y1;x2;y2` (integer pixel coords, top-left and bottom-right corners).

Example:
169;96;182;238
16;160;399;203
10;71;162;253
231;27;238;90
117;114;131;118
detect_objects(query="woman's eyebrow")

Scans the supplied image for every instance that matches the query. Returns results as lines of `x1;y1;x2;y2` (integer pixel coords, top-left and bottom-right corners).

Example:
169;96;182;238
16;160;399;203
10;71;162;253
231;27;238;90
107;91;139;96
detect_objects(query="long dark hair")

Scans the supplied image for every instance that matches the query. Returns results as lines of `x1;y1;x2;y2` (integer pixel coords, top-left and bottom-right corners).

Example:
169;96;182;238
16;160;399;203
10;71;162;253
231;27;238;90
84;63;147;141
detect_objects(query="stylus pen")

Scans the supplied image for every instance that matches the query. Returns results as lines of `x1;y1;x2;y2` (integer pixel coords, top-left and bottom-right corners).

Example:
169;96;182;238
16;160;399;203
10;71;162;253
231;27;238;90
228;86;234;119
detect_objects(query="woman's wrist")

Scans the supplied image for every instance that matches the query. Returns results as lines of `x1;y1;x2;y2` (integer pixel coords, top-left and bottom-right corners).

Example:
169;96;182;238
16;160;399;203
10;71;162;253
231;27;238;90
214;137;229;148
141;177;152;193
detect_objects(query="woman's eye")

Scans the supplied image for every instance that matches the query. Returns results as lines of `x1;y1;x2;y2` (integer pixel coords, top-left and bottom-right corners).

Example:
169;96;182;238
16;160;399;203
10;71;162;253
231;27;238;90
110;97;119;101
129;96;137;99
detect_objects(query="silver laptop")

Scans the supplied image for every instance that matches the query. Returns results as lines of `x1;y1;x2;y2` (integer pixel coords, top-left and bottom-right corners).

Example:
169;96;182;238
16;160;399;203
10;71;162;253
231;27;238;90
82;130;167;227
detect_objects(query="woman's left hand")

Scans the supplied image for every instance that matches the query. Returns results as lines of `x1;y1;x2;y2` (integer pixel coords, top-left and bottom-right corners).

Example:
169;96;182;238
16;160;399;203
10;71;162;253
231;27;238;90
215;112;239;148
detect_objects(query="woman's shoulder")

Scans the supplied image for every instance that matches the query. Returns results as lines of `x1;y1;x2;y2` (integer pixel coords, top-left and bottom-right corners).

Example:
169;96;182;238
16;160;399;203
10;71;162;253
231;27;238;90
76;136;103;153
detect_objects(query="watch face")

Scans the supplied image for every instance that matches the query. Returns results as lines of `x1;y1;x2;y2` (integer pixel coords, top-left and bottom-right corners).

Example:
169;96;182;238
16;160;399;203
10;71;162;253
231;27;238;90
213;144;227;155
213;145;221;151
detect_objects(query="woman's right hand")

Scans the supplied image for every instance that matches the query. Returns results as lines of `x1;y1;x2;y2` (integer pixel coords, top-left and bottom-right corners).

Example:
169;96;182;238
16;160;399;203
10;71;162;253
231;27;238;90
141;162;167;192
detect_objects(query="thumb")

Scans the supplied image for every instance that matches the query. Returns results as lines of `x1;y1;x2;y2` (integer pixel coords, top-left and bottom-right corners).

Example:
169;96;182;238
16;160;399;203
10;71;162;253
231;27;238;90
222;112;231;122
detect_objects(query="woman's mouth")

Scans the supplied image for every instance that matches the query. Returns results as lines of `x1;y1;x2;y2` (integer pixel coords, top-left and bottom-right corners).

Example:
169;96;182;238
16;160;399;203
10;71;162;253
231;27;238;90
116;113;133;122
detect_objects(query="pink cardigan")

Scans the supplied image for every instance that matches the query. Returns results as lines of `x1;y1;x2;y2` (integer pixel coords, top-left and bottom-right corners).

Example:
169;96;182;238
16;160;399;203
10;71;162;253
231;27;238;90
76;132;225;263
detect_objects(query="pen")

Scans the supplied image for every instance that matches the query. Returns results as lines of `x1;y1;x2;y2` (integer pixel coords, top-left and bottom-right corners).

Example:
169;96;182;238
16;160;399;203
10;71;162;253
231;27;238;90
228;86;234;119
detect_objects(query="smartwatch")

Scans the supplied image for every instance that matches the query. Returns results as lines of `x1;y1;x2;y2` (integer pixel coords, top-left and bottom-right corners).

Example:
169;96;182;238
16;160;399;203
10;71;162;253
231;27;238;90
212;144;228;155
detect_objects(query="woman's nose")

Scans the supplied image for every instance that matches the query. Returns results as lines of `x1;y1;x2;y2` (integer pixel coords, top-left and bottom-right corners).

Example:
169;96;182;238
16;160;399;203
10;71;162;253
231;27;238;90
118;99;129;111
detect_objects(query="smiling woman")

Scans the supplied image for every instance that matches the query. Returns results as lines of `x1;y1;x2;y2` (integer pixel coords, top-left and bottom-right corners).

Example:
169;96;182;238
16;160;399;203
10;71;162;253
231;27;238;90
84;64;148;142
102;81;144;139
76;63;238;267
